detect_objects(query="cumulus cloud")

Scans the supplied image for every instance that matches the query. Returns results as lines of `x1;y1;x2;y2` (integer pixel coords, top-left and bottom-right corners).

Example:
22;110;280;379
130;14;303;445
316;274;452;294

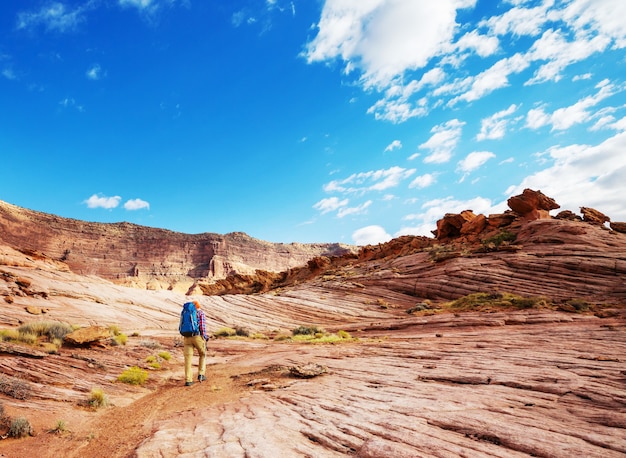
525;79;617;131
408;173;436;189
419;119;465;164
124;198;150;210
323;166;416;194
457;151;496;174
477;104;519;140
84;194;121;209
503;127;626;222
86;64;103;80
352;225;392;245
384;140;402;152
399;195;494;237
313;197;349;214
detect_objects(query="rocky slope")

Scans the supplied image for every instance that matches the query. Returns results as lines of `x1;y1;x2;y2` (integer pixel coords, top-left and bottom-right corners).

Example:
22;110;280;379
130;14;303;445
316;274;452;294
0;200;354;292
0;189;624;457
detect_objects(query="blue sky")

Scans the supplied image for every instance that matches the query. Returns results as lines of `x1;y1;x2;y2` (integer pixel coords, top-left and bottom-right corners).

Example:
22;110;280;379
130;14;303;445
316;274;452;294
1;0;625;245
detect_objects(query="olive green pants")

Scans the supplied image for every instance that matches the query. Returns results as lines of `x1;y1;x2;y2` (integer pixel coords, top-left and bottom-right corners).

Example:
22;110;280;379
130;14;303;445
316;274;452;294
183;335;206;383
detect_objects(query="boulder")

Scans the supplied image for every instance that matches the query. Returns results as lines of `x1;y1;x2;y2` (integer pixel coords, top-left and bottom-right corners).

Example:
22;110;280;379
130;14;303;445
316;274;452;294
64;326;111;346
435;211;476;240
507;189;559;219
580;207;610;226
555;210;582;221
610;221;626;234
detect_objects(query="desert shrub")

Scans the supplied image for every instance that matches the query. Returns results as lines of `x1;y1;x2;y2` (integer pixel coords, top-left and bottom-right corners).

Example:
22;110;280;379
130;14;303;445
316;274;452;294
8;417;32;438
158;351;171;361
17;332;38;345
117;366;148;385
108;325;121;336
113;334;128;346
565;299;591;312
481;230;516;251
51;419;66;434
145;355;157;363
0;329;20;341
337;330;351;339
445;292;546;311
214;327;236;338
0;374;32;399
18;321;73;341
234;326;250;337
251;332;268;340
88;388;108;408
148;362;161;370
273;333;291;342
139;339;161;349
292;325;324;336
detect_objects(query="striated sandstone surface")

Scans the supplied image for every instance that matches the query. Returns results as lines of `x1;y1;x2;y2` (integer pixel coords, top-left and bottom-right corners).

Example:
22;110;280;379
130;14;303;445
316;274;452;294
0;190;624;457
0;200;354;290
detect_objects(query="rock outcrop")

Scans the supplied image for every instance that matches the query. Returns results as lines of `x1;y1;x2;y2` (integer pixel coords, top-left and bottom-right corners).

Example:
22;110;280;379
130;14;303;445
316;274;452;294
0;200;355;290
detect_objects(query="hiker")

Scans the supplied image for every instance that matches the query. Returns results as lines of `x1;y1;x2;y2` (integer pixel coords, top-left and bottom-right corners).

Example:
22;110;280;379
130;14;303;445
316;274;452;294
179;300;209;386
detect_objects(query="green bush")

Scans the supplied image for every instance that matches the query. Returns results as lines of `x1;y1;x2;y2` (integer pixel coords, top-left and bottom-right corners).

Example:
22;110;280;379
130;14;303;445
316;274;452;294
117;366;148;385
292;325;325;336
18;321;73;341
8;417;32;438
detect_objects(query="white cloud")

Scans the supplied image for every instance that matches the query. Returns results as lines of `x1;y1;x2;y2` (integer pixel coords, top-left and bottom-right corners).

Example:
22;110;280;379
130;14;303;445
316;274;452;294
455;30;499;57
86;64;103;80
352;225;392;245
481;2;552;37
503;127;626;221
323;166;415;194
304;0;477;89
419;119;465;164
525;79;617;131
84;194;122;209
313;197;349;214
384;140;402;152
477;104;519;140
124;198;150;210
457;151;496;173
338;200;372;218
17;2;90;32
561;0;626;49
409;173;436;189
2;68;17;80
59;97;84;112
399;195;494;237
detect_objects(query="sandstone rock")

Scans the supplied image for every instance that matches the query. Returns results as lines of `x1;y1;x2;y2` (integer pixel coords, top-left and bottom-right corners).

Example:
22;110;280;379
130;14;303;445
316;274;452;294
289;363;327;378
460;213;487;236
435;210;476;240
507;188;559;219
610;222;626;234
555;210;582;221
581;206;610;225
487;212;516;228
0;200;356;289
64;326;111;346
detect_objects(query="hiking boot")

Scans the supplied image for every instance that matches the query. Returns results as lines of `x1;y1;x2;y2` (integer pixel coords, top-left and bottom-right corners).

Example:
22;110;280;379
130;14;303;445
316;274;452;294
198;375;206;382
185;381;193;386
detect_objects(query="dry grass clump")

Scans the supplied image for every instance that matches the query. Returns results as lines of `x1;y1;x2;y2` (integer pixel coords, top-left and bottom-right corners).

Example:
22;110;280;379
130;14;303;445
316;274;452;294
88;388;109;409
117;366;148;385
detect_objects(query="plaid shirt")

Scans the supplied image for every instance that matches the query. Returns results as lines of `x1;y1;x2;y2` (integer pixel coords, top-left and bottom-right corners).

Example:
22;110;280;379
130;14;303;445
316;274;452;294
197;309;208;340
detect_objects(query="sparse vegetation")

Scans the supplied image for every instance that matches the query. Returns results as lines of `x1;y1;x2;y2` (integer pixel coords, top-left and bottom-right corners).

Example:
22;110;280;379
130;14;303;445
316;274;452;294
117;366;148;385
50;419;67;434
214;327;237;338
481;230;517;251
158;351;171;361
139;339;161;349
8;416;33;438
0;374;32;400
292;325;325;336
18;320;74;341
88;388;109;409
444;292;547;312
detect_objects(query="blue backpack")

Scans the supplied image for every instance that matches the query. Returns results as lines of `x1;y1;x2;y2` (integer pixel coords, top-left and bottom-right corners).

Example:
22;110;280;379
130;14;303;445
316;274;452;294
179;302;200;337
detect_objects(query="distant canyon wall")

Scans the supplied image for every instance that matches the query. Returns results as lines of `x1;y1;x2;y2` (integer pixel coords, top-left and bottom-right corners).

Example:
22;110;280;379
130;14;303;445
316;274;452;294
0;200;354;290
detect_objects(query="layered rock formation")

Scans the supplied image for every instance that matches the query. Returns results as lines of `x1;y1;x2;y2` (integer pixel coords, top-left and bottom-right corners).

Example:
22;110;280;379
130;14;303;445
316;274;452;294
0;200;354;291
